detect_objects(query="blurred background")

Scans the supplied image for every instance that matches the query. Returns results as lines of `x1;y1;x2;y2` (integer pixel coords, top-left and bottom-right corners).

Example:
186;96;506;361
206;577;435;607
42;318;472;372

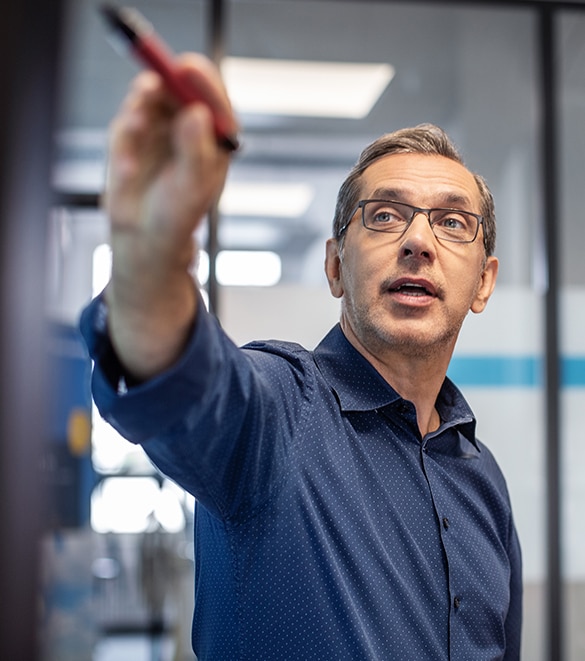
1;0;584;659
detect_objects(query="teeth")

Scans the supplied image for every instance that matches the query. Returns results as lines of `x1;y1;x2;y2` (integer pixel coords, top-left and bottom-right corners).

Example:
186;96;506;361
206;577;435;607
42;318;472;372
395;283;429;295
399;283;424;290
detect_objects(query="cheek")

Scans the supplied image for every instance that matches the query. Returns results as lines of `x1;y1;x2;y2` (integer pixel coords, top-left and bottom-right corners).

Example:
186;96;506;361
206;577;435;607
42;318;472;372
341;253;380;299
452;266;484;309
442;247;483;286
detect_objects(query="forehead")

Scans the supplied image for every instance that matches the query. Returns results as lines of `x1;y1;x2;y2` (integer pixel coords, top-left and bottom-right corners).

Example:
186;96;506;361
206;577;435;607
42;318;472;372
360;153;481;209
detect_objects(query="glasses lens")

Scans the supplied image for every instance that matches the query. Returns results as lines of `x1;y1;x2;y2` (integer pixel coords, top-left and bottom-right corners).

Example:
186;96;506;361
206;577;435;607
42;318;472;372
362;201;411;233
429;209;479;243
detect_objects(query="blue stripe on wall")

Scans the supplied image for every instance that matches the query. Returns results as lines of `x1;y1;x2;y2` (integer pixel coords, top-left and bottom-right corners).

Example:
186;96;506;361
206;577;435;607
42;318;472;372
563;357;585;387
446;356;585;387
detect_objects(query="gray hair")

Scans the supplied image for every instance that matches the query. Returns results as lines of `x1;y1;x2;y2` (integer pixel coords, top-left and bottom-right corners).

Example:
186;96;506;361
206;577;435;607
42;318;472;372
332;123;496;256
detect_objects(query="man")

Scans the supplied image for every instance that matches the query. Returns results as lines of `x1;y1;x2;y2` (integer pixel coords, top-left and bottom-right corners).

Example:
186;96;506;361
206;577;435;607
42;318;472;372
81;55;522;660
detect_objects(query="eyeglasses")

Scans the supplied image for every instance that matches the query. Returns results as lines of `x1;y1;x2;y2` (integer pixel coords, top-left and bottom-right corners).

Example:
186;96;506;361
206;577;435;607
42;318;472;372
340;199;484;244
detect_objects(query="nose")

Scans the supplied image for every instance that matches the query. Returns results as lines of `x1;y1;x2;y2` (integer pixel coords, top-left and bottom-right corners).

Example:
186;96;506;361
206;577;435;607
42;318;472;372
398;211;437;262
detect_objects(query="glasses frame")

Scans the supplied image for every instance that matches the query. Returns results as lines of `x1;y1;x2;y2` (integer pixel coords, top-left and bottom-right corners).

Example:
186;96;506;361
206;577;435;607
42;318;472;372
339;199;484;244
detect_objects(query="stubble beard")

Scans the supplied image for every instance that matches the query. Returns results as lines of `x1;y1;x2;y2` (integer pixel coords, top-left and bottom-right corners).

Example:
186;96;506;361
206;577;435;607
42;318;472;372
342;295;464;362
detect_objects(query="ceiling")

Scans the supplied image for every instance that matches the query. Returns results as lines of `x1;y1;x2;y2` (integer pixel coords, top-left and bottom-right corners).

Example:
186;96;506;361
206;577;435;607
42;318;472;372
53;0;585;288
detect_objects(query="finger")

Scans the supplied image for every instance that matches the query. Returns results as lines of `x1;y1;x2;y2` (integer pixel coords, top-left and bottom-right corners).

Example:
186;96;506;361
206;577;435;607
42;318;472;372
165;102;231;225
174;53;240;143
111;71;174;165
105;73;177;220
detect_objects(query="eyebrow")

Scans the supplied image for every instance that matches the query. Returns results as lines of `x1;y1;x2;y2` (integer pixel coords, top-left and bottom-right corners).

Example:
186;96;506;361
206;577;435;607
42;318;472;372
368;187;474;209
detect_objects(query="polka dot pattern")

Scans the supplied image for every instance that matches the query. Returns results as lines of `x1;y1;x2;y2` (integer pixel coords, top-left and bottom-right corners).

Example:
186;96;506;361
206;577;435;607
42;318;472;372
82;299;522;661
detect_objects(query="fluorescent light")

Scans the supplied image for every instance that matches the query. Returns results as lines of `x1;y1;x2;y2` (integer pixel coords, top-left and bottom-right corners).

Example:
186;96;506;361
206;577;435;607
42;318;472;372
222;57;394;119
218;250;281;286
198;250;282;287
219;181;314;217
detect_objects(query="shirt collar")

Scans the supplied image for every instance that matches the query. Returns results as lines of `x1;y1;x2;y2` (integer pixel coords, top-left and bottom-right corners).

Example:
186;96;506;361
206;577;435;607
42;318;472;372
313;324;479;450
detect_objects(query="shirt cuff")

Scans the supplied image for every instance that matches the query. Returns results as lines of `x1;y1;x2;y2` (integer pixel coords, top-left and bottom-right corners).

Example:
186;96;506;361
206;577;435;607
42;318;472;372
79;291;223;444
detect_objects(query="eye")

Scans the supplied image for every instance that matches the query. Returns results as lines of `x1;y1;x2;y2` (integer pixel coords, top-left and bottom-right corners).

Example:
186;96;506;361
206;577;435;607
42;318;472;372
433;212;470;232
367;203;407;227
443;216;465;229
373;210;398;223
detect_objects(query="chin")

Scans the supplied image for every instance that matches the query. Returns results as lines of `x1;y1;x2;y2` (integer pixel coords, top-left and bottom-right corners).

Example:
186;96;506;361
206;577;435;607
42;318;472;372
371;320;458;357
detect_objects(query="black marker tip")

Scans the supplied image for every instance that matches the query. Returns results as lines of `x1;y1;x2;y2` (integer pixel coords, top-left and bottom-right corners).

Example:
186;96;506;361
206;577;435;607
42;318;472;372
99;4;140;44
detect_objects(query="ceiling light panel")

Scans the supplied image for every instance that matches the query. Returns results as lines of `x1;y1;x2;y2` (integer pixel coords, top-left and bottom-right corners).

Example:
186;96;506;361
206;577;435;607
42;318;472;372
222;57;394;119
219;181;315;218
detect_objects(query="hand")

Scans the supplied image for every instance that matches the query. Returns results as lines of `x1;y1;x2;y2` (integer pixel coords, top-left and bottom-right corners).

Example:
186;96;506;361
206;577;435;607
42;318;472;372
102;53;238;380
105;53;237;264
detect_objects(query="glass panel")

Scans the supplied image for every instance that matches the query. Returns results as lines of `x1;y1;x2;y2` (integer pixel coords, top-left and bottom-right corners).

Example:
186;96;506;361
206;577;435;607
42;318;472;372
48;1;553;658
559;10;585;661
223;2;544;659
57;0;208;131
45;3;207;660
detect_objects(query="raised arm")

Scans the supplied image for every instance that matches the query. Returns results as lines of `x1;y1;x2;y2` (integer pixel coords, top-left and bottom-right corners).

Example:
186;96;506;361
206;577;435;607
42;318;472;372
102;54;238;381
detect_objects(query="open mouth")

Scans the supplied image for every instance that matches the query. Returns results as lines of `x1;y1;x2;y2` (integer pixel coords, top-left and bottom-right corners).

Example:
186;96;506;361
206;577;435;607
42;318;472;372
388;279;437;297
390;283;433;296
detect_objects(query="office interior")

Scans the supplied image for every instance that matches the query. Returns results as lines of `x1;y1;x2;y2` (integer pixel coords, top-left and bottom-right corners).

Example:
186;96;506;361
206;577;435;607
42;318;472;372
0;0;584;659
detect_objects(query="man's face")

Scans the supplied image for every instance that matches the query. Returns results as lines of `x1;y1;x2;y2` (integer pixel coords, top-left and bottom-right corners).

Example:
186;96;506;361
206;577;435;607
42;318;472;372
325;153;498;362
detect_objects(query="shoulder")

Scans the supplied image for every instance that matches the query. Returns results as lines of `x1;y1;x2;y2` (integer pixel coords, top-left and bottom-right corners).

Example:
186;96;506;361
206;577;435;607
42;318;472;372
243;337;312;361
242;338;316;373
236;339;320;402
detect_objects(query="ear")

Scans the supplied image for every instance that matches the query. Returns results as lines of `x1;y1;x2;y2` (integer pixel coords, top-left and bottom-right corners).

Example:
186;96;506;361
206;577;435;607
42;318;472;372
471;255;498;314
325;238;344;299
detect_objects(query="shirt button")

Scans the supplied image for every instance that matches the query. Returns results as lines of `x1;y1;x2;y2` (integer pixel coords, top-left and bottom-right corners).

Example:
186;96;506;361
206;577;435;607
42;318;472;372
442;517;450;530
453;596;461;609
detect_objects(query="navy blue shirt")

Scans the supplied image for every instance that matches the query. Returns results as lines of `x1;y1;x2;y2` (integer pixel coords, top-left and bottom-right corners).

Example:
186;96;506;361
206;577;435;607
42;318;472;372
81;295;522;660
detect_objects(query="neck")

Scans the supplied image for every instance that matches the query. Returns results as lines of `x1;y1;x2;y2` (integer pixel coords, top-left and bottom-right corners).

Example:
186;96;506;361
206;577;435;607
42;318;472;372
385;360;445;437
341;323;453;437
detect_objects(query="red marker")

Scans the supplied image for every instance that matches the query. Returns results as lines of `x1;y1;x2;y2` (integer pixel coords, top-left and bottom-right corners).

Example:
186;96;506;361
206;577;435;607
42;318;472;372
100;4;239;151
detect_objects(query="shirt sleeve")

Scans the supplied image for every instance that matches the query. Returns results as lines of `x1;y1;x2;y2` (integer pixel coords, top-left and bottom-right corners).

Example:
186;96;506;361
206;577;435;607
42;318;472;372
79;293;313;521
